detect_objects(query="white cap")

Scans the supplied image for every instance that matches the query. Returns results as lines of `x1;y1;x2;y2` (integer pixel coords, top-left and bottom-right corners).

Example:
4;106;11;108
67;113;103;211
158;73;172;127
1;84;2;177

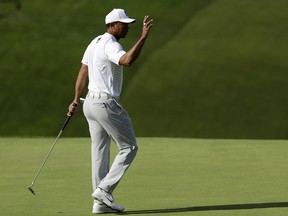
105;9;136;24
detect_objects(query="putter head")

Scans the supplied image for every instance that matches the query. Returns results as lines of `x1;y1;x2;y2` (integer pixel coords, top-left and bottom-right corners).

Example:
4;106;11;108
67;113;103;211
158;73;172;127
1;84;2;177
27;186;36;195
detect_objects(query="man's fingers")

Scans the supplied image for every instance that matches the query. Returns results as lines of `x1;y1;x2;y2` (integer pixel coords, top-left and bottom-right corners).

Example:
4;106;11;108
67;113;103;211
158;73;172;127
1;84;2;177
143;15;152;25
143;16;153;29
146;19;153;27
67;102;79;116
143;15;149;23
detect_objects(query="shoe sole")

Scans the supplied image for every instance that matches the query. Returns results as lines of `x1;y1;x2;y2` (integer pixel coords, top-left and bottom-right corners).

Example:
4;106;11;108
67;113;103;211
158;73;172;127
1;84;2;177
93;208;117;214
93;202;117;214
92;192;123;212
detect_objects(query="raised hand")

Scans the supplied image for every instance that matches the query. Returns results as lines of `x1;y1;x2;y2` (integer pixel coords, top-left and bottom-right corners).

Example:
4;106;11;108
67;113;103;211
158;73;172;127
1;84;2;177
141;15;153;39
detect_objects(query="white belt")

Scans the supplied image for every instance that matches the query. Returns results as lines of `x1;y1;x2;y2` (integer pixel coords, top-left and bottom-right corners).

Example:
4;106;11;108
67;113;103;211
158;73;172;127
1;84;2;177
87;91;115;99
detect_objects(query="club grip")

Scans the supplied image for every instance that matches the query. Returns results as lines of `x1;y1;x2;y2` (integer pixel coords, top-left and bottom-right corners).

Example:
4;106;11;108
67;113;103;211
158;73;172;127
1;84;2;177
61;115;72;131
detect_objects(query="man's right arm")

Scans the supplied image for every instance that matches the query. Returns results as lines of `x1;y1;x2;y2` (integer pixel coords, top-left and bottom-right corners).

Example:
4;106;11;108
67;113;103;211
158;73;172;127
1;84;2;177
68;64;88;116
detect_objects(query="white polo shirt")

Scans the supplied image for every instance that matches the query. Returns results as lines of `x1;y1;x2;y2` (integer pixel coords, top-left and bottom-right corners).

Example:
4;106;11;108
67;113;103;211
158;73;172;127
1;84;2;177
82;33;126;98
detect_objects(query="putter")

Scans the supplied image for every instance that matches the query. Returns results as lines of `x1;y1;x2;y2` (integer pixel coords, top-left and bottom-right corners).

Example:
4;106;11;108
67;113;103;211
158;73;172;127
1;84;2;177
27;98;85;195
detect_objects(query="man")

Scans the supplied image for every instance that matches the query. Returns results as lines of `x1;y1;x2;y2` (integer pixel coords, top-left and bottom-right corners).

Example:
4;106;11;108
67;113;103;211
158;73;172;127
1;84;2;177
68;8;153;214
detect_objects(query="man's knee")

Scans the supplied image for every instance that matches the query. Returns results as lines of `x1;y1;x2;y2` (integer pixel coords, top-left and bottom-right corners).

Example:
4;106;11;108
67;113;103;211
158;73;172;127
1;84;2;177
131;144;138;156
121;144;138;162
128;143;138;156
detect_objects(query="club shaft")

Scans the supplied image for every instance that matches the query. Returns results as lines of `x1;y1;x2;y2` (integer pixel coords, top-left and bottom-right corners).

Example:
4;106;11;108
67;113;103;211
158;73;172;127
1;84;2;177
30;116;71;185
30;129;63;185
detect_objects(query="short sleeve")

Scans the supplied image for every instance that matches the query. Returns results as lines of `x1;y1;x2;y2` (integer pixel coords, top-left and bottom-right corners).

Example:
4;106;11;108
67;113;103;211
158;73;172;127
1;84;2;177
81;45;90;65
105;41;126;65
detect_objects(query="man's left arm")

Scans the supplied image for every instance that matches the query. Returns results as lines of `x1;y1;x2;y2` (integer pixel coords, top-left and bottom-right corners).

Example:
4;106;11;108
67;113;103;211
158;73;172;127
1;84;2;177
119;15;153;66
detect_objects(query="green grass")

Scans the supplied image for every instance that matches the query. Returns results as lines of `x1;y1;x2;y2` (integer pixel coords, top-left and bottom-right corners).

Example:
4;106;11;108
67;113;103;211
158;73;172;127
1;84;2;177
0;0;205;137
1;0;288;138
1;137;288;215
123;0;288;138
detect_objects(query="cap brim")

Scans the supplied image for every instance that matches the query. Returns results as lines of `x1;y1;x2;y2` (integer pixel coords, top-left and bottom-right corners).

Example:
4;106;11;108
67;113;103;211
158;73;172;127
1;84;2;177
119;18;136;23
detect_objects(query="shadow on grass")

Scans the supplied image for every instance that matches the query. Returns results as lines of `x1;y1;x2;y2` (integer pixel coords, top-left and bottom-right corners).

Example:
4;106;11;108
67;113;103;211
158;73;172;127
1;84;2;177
123;201;288;214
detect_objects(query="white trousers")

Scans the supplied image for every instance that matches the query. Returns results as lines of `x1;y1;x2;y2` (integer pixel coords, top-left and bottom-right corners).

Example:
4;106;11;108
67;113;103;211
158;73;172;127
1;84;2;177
83;93;138;194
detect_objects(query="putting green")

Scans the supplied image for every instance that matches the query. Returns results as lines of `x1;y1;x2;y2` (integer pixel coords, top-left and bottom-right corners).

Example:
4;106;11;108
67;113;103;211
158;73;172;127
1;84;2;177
0;137;287;215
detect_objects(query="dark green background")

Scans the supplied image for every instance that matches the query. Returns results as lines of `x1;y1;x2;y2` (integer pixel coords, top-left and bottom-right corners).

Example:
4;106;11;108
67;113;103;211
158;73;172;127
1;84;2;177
1;0;287;138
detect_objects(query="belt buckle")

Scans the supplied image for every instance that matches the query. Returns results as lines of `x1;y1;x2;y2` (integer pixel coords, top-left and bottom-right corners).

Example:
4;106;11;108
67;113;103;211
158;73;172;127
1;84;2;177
100;92;109;99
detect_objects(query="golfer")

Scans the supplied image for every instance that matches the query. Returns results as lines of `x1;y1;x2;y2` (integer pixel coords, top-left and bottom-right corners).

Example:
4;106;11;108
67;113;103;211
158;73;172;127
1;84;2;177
68;8;153;214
